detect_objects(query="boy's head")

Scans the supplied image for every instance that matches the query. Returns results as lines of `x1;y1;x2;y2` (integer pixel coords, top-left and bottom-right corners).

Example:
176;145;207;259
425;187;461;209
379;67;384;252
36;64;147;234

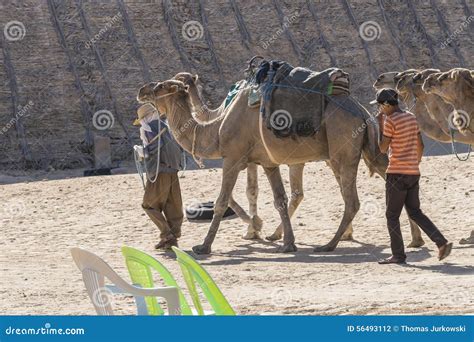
370;88;399;115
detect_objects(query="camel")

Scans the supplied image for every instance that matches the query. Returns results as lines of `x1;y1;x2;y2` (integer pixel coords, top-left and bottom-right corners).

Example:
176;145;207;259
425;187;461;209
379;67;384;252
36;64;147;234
423;68;474;136
374;69;473;144
173;72;309;242
137;73;415;255
373;69;451;142
397;70;474;144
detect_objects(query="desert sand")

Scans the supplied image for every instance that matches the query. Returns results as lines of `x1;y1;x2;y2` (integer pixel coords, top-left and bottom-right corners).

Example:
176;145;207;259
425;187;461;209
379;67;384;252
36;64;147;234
1;155;472;315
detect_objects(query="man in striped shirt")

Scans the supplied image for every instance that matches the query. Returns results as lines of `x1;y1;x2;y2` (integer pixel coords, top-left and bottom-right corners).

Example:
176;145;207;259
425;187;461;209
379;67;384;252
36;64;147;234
372;88;452;264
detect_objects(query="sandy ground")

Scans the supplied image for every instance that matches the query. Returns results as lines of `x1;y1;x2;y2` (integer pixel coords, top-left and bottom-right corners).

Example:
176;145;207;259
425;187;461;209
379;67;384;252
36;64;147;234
1;155;473;315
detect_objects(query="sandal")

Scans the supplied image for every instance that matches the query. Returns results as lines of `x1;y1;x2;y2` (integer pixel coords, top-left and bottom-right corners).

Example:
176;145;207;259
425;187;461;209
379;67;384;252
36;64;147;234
438;242;453;261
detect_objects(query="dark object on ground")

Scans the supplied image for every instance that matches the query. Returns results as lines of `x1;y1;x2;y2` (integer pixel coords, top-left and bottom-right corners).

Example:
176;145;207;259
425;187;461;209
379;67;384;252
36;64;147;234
186;201;237;222
83;168;112;177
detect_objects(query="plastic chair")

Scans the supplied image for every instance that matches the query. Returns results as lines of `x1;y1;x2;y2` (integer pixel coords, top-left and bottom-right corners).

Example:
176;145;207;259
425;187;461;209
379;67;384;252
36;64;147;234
172;246;236;315
121;246;193;315
70;247;180;315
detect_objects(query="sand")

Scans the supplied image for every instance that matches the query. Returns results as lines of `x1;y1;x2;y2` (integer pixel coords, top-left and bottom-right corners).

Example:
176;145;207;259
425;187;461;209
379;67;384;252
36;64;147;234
1;155;473;315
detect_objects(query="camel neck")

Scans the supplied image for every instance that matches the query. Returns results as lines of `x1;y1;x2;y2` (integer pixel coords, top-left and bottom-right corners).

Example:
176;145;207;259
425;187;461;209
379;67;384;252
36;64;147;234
164;93;222;159
188;82;224;121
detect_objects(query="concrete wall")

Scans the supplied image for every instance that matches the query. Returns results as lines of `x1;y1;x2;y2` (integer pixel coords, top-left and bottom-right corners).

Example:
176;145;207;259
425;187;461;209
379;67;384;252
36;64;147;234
1;0;472;170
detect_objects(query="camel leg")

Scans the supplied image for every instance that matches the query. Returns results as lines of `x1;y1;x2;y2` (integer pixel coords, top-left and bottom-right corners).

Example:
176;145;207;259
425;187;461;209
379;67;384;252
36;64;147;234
262;166;297;253
314;163;360;252
243;163;263;240
460;230;474;245
407;215;425;247
193;160;243;255
228;195;252;225
266;163;304;241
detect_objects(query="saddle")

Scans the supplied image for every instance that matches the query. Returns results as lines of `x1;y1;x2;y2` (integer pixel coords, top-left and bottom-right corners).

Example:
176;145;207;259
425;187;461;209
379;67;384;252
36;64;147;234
254;59;350;138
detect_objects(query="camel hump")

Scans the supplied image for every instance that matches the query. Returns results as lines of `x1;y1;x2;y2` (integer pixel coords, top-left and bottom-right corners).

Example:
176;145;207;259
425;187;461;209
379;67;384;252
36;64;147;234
255;59;350;138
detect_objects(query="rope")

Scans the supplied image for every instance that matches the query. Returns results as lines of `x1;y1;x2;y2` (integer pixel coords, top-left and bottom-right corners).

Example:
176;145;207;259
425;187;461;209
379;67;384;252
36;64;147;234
191;124;205;168
450;129;471;161
143;119;161;183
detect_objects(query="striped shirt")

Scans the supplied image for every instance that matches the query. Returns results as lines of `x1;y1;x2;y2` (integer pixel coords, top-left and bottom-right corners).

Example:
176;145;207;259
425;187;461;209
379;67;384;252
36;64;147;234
383;111;421;175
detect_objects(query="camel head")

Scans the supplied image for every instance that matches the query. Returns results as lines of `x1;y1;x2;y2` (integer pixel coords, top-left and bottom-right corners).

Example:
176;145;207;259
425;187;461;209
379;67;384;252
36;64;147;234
394;69;437;100
423;68;474;105
173;72;198;86
373;71;398;90
137;80;189;115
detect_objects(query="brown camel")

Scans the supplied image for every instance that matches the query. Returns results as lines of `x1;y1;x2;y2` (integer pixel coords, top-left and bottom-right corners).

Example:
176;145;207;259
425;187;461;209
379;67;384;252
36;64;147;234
374;70;451;142
173;72;309;242
396;69;474;144
137;75;415;254
423;68;474;137
375;69;473;144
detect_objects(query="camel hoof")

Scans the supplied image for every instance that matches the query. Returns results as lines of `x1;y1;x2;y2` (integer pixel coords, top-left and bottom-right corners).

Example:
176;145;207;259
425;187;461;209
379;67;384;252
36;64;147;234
242;231;261;240
313;244;336;253
265;233;282;242
192;244;211;255
251;216;263;231
277;243;297;253
340;233;354;241
459;237;474;245
407;239;425;248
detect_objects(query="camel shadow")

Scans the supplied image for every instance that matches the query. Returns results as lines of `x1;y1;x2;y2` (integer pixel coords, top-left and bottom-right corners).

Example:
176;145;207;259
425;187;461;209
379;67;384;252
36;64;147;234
186;239;432;266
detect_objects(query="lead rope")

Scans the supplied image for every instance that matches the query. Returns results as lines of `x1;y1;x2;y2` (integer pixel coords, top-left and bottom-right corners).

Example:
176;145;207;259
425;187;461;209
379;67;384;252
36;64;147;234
450;128;471;161
192;124;205;168
144;118;161;183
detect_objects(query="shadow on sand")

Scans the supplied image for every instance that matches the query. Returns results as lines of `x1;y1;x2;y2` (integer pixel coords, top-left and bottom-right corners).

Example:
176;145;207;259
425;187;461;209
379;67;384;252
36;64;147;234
158;240;473;276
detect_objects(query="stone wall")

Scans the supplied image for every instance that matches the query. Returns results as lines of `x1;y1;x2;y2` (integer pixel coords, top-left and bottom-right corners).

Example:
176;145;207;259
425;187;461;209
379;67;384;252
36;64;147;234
1;0;472;170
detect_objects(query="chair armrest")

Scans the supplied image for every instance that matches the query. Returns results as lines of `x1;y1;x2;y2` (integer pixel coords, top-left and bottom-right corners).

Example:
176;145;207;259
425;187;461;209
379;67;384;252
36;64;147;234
110;284;181;315
105;285;149;315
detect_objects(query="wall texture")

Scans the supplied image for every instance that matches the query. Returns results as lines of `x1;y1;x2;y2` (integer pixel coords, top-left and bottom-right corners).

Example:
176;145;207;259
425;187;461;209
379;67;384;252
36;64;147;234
1;0;473;170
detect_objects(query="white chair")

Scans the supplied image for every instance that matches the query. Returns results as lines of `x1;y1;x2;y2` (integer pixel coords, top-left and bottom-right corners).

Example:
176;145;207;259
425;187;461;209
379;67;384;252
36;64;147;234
71;248;181;315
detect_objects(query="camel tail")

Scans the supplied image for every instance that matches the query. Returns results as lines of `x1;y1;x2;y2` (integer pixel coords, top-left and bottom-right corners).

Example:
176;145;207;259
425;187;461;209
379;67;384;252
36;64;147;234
361;110;388;178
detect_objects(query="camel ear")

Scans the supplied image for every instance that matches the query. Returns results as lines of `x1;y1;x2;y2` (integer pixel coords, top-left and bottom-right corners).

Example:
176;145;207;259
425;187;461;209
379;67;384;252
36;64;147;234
458;69;473;86
193;74;198;82
412;72;422;82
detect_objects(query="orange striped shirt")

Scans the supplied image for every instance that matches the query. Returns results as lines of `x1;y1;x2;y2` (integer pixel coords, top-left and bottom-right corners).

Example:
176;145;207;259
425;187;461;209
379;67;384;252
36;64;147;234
383;111;421;175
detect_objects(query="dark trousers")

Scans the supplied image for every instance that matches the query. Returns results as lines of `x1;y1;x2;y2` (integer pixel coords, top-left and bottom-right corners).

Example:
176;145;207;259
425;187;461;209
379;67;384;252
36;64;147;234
385;174;447;259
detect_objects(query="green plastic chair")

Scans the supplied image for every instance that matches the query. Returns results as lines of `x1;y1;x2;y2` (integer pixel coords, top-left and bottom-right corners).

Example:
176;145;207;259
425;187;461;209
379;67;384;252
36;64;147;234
172;246;236;315
121;246;193;315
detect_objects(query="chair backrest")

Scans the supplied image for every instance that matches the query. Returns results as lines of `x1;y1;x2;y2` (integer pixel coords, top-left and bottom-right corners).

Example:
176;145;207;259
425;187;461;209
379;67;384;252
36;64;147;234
71;248;180;315
121;246;192;315
172;247;235;315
